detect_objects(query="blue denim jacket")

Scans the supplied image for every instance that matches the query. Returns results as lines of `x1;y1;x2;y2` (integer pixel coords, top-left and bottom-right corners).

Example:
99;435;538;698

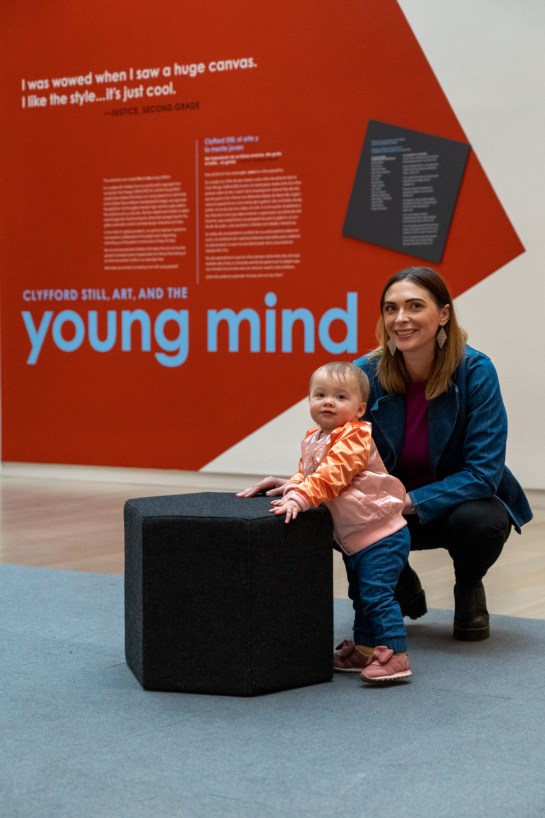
353;345;532;533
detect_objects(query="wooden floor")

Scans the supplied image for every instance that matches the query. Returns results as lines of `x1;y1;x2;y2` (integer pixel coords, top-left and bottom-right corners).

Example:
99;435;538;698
1;463;544;619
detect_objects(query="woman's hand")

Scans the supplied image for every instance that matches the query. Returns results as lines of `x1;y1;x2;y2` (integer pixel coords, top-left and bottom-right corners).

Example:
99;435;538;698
236;476;287;498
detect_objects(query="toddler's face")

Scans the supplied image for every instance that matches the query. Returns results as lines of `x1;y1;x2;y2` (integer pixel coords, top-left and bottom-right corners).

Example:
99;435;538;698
309;371;366;434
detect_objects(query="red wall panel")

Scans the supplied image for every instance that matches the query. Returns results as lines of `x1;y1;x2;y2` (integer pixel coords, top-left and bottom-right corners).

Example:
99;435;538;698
0;1;523;468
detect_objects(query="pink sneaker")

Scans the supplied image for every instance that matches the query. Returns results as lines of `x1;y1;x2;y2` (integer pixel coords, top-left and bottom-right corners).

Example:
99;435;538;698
360;646;412;683
333;640;372;672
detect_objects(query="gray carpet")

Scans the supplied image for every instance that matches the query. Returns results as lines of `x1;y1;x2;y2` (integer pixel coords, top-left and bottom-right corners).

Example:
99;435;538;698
2;564;545;818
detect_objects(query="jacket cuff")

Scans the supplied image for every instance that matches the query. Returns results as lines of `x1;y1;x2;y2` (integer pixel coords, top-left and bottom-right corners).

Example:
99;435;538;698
285;490;311;512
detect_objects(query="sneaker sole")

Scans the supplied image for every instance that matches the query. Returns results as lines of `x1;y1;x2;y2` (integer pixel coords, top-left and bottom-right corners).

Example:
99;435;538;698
334;665;367;673
361;670;412;683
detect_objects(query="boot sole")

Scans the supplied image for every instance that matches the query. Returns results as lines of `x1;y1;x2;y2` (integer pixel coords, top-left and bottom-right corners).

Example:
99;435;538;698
453;624;490;641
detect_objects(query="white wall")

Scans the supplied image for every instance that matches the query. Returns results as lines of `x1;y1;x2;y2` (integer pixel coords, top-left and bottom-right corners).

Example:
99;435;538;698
203;0;545;489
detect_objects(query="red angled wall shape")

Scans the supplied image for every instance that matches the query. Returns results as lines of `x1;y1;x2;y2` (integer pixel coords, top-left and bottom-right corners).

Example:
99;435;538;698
0;0;523;469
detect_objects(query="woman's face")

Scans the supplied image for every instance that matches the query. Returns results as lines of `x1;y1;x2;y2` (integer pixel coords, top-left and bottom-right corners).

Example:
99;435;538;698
382;280;450;361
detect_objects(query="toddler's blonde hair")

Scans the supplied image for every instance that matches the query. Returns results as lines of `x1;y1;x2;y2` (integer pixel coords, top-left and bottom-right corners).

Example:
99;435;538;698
310;361;370;403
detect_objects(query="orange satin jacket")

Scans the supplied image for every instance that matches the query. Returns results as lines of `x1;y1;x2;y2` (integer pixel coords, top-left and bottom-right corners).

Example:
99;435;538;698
284;420;407;555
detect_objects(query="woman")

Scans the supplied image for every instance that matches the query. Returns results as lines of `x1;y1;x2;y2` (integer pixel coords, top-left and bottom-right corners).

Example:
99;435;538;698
239;267;532;641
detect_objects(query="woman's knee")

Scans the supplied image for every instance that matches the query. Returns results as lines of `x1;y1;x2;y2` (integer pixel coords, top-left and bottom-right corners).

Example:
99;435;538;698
445;498;511;546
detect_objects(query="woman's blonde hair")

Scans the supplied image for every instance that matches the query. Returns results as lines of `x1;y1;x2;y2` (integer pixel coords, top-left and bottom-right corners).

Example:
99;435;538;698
371;267;467;400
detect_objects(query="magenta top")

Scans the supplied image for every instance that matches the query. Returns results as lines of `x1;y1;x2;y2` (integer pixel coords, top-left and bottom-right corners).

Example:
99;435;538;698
395;380;433;491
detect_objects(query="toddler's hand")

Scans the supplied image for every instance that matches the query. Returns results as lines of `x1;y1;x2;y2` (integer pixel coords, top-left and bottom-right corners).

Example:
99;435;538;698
270;496;301;523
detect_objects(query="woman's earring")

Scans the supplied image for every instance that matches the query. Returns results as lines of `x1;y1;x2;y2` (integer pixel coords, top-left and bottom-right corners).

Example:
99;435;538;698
387;336;397;356
436;326;447;349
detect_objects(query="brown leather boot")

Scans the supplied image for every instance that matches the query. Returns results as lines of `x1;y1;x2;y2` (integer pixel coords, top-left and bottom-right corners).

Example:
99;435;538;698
453;581;490;641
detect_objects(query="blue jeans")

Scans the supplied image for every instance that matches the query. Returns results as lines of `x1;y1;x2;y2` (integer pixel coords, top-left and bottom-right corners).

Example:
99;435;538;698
342;527;411;653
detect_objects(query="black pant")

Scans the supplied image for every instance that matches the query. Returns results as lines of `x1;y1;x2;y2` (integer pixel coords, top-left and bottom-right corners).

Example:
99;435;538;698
404;498;512;585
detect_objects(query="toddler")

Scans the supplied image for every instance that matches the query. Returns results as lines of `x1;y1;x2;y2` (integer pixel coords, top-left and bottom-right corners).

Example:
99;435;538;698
271;361;412;683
